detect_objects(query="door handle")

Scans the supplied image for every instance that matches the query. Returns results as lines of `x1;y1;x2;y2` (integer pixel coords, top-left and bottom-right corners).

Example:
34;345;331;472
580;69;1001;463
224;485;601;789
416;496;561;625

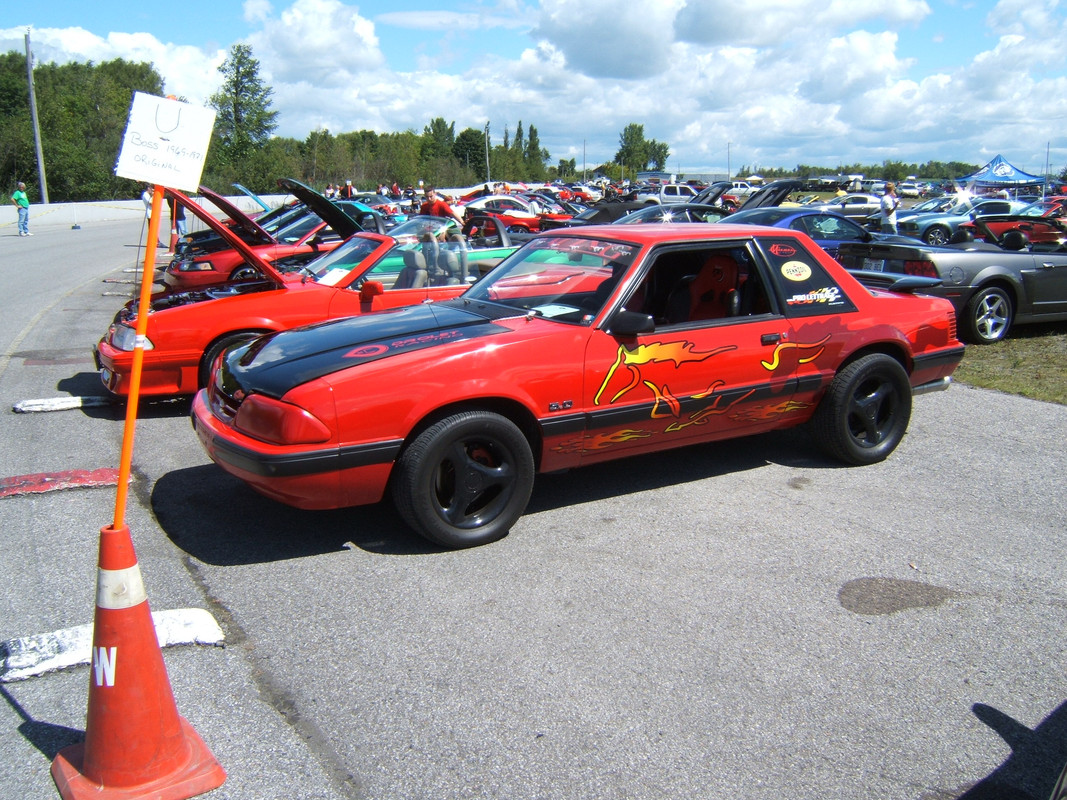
761;333;782;345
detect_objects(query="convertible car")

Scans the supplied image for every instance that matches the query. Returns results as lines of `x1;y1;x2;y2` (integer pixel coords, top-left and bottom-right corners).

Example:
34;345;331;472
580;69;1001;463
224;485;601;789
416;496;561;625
839;222;1067;343
162;179;384;291
95;191;515;397
193;223;964;549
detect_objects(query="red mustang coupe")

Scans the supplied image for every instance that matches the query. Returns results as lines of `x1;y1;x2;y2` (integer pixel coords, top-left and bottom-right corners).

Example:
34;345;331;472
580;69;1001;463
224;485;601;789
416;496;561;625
95;191;515;397
193;224;964;549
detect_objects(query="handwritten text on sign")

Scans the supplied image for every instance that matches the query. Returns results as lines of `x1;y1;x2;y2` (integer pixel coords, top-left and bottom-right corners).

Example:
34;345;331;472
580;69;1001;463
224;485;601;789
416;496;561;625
114;92;216;191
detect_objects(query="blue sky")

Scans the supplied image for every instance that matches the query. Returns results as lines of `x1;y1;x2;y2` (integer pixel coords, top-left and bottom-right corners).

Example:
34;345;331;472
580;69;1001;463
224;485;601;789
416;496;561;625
4;0;1065;177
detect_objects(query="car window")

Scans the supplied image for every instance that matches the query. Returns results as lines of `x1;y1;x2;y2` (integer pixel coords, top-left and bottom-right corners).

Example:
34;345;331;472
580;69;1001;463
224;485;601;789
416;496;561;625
757;236;857;317
276;214;322;243
619;243;775;326
794;214;863;241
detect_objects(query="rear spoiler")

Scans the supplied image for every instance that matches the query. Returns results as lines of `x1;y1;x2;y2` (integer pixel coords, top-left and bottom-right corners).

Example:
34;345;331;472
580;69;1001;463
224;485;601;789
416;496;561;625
848;270;943;293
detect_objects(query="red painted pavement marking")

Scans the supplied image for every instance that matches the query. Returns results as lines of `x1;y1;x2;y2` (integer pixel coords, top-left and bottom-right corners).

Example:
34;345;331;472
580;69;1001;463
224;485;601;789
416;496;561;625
0;468;121;498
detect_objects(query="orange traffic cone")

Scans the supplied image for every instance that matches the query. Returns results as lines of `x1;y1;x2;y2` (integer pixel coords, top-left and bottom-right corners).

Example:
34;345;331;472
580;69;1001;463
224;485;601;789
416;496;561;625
50;523;226;799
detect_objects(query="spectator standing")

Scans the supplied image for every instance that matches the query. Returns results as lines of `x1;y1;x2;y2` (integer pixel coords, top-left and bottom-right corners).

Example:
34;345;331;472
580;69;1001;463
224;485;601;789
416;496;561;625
167;196;187;238
879;183;901;234
324;183;336;198
142;186;166;247
11;181;30;236
338;180;355;199
419;186;464;225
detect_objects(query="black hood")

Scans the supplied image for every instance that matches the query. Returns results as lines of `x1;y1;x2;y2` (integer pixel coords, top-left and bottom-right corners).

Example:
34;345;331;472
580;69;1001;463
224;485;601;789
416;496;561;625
736;179;805;211
277;177;362;238
220;302;507;399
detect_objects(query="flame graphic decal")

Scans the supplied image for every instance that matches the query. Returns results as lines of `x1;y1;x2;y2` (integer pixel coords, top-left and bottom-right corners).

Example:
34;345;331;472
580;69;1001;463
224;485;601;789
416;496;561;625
760;334;830;371
595;341;736;406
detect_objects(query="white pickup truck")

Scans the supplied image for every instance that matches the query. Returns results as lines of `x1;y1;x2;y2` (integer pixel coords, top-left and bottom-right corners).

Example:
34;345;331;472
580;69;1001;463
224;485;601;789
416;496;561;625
638;183;700;205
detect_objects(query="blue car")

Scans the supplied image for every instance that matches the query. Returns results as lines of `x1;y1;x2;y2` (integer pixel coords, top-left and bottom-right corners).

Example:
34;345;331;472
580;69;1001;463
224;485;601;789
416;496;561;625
724;207;919;260
897;198;1028;245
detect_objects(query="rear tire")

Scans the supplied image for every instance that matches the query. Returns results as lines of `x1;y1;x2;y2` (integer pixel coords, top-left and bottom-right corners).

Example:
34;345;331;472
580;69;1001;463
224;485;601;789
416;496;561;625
923;225;950;245
960;285;1013;344
393;411;534;548
812;354;912;465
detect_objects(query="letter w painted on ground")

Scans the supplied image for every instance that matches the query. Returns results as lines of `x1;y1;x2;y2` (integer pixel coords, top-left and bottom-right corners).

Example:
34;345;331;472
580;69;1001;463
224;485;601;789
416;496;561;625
93;646;117;687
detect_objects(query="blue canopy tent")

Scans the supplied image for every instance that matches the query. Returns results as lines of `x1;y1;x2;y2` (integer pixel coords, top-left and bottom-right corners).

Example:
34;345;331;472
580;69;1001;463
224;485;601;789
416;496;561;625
956;155;1044;188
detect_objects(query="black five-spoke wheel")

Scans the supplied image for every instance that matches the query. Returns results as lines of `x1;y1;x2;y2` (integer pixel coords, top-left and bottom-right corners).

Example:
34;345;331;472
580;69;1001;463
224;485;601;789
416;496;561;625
812;354;912;465
393;411;535;548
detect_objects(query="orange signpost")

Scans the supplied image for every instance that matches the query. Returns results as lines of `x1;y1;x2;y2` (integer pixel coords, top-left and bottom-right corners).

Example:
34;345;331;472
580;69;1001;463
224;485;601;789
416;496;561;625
50;187;226;799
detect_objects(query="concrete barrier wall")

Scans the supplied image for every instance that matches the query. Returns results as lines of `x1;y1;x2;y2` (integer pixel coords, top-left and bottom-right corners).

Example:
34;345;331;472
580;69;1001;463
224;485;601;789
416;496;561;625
0;194;292;231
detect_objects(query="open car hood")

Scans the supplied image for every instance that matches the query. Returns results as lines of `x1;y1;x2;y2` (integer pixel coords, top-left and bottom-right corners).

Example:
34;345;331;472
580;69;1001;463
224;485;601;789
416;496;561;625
232;183;271;213
277;177;362;239
197;185;276;245
165;188;289;285
736;179;805;211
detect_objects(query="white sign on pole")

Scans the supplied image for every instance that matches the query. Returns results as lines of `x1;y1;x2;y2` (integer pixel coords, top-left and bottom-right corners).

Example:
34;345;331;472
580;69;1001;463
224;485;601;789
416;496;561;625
114;92;216;191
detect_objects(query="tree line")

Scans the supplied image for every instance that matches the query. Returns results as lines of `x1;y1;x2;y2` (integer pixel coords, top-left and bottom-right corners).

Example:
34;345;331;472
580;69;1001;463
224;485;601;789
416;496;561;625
4;42;1061;204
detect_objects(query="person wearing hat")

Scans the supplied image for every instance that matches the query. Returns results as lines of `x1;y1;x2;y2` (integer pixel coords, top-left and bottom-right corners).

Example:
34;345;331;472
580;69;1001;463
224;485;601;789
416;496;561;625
11;181;31;236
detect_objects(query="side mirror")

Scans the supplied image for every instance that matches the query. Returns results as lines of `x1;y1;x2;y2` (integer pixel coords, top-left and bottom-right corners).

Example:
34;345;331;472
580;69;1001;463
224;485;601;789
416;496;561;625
605;309;655;336
359;280;385;302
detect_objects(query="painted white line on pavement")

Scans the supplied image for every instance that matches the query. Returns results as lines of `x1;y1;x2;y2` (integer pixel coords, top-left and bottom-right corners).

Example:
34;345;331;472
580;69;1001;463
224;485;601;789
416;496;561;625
0;608;225;682
12;396;116;413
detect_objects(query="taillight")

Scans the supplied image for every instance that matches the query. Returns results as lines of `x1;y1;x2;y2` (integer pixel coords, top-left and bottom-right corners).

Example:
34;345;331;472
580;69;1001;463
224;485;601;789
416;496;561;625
903;259;938;278
234;394;331;445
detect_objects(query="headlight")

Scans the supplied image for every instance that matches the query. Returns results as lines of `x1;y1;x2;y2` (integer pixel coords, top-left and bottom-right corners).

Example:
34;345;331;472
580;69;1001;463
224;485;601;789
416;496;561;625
175;260;216;273
234;394;331;445
110;324;154;352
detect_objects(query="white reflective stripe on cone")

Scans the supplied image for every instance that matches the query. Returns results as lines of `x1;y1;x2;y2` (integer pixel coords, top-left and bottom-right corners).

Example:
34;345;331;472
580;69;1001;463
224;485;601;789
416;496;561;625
96;565;148;610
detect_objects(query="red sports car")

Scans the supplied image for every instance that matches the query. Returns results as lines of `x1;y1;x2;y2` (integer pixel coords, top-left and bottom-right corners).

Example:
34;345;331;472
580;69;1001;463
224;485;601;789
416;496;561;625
162;179;382;291
193;224;964;549
95;191;515;397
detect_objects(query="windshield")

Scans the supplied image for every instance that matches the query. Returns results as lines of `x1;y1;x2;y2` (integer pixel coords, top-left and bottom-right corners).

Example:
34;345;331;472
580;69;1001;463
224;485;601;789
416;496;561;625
387;215;460;242
306;236;385;286
463;236;639;325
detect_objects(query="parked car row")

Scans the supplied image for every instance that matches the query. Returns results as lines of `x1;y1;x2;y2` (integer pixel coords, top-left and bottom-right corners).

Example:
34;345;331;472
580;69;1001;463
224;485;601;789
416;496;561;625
86;170;1067;549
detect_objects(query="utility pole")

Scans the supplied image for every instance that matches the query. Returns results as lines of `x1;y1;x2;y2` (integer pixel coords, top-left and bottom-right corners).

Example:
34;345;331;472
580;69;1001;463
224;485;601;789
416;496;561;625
484;122;491;182
25;30;49;204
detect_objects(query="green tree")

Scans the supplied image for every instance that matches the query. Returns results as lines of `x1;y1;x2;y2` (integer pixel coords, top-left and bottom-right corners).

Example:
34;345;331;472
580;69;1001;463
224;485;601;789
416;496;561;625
0;53;165;201
524;124;547;182
453;127;488;179
615;123;649;176
646;139;670;172
209;44;278;169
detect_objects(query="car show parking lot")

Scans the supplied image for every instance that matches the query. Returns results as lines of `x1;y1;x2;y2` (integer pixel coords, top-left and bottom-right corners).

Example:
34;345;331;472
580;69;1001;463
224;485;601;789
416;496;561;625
1;213;1066;799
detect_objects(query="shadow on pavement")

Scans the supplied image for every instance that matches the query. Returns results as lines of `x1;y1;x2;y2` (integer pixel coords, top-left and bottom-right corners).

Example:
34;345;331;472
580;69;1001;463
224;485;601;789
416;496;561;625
154;429;821;567
954;700;1067;800
0;685;83;761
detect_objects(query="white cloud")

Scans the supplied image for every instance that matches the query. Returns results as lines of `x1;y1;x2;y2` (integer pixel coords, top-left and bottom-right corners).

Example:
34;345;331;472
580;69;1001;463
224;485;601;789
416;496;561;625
4;0;1066;174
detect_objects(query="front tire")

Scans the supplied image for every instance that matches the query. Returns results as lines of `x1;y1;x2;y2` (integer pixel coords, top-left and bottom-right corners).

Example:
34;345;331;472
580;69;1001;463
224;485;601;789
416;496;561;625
229;265;262;281
960;285;1013;344
393;411;535;548
812;354;912;465
198;332;263;388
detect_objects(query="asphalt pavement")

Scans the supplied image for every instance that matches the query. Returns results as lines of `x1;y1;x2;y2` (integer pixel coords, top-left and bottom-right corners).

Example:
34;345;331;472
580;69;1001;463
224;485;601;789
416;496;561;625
0;211;1065;800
